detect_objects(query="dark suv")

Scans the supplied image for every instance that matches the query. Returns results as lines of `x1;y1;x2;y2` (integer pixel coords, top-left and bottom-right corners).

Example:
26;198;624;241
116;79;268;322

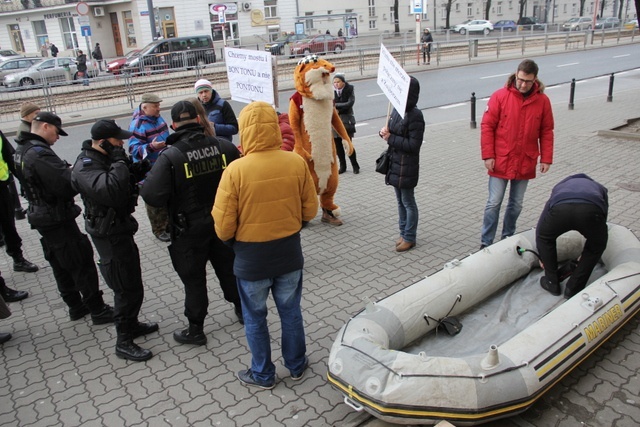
518;17;545;30
265;34;309;55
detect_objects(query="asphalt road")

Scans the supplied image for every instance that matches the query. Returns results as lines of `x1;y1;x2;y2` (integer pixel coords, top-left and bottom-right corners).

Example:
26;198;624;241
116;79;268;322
47;44;640;164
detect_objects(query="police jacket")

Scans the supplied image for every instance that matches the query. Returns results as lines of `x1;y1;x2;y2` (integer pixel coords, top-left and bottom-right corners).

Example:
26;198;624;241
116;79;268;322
141;123;240;234
71;140;139;237
13;132;81;229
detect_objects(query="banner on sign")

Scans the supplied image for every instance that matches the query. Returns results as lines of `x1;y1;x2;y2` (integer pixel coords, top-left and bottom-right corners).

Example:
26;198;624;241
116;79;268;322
376;44;410;118
225;47;274;105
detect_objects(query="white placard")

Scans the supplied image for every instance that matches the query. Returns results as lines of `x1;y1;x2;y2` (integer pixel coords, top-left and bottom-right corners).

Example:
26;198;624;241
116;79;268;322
376;44;410;118
225;47;274;105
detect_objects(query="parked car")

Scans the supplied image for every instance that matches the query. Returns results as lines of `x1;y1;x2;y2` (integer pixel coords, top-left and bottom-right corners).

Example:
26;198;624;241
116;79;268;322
623;18;639;30
517;17;545;30
107;50;141;74
289;34;346;57
493;20;517;32
562;17;593;31
452;19;493;35
124;35;216;72
3;57;97;88
265;33;309;55
0;57;42;84
595;17;621;29
0;49;21;61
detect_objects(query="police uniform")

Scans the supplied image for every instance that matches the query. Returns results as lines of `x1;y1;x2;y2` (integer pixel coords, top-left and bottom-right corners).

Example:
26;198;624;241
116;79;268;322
71;119;157;362
141;101;241;345
13;113;112;323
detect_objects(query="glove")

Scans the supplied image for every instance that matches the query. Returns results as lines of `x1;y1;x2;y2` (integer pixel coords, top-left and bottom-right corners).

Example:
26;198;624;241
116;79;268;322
109;146;129;164
131;159;151;182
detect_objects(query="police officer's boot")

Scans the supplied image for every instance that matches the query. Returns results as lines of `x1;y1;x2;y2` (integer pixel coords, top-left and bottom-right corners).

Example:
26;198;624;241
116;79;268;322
64;293;89;321
85;291;114;325
130;321;159;339
173;322;207;346
115;324;153;362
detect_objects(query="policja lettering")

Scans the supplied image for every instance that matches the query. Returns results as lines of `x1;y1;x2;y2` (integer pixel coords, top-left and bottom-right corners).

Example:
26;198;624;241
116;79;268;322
183;149;228;179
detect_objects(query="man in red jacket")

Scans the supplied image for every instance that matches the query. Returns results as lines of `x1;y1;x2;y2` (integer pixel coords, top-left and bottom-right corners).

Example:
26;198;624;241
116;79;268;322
480;59;554;249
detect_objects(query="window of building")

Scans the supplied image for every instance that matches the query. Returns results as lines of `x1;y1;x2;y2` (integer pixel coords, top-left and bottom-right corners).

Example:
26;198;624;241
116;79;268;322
265;0;277;18
32;20;48;51
305;12;315;31
571;3;576;14
59;17;77;50
369;19;377;29
456;3;460;12
497;2;502;14
123;11;136;47
467;3;473;16
267;25;279;41
369;0;376;18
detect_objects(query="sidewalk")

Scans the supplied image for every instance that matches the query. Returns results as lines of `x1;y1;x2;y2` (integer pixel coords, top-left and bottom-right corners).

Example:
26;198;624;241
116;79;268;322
1;87;639;426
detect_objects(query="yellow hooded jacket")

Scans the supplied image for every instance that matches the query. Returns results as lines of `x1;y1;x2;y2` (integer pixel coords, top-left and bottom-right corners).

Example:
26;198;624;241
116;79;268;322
212;101;319;280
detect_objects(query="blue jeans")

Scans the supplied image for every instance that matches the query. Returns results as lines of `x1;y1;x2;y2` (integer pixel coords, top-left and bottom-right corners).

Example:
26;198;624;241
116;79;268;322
481;176;529;246
237;269;306;383
394;187;419;244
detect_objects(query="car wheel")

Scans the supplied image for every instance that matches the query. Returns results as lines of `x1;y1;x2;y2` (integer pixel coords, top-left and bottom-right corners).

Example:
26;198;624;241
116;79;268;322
483;28;490;35
586;25;592;30
574;26;580;31
19;78;34;87
507;27;514;32
303;48;311;55
334;45;343;54
460;28;467;35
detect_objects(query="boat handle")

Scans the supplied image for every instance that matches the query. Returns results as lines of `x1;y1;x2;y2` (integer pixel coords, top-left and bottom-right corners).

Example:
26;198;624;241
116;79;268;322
344;396;364;411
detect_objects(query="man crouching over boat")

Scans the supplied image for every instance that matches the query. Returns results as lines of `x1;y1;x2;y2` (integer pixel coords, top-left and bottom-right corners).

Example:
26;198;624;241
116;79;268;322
536;174;608;299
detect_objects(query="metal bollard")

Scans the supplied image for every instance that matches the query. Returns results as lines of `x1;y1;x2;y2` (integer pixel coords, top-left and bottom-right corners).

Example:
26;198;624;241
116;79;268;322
607;73;614;102
470;92;477;129
568;79;575;110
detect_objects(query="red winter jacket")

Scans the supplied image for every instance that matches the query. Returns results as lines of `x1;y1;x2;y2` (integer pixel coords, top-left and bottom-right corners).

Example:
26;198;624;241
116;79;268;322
481;76;554;180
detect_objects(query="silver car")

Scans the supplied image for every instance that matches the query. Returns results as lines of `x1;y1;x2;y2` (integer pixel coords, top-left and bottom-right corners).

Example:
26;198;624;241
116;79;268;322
0;49;21;61
562;17;593;31
0;57;42;85
3;57;96;88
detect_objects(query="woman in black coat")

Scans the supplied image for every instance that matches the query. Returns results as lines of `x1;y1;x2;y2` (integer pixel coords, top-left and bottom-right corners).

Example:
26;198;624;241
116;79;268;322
379;76;425;252
333;74;360;174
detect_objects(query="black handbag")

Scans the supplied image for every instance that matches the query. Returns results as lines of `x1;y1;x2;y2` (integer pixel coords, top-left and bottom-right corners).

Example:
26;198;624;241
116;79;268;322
375;149;390;174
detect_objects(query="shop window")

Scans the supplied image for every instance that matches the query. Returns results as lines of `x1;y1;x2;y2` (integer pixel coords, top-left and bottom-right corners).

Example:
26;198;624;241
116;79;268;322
123;11;136;47
60;17;78;50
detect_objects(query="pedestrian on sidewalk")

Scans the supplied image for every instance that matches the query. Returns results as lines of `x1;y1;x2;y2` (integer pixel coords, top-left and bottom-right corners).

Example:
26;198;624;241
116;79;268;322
141;100;243;346
480;59;554;249
379;76;425;253
333;74;360;174
128;93;171;242
76;50;89;86
92;43;103;72
421;28;433;65
13;112;113;324
71;119;158;362
536;174;608;299
213;101;318;389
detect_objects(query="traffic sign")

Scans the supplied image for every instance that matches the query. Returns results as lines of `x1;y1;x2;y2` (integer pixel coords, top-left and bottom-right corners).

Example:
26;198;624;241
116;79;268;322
81;26;92;37
76;2;89;16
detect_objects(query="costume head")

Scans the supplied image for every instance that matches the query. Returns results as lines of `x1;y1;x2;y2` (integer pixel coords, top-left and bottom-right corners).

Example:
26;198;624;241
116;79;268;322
293;55;335;101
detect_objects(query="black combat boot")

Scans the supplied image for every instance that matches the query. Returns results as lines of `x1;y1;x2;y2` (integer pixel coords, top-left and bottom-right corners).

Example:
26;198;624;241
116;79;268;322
12;256;39;273
115;324;153;362
0;278;28;303
91;305;114;325
173;322;207;345
69;305;90;321
0;332;11;344
130;321;159;339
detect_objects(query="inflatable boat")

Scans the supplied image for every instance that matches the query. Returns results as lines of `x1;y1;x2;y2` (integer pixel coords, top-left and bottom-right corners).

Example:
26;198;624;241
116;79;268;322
327;224;640;425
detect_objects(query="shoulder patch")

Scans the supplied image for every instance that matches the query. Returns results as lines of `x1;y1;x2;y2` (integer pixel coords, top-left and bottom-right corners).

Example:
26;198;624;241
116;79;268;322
81;157;92;166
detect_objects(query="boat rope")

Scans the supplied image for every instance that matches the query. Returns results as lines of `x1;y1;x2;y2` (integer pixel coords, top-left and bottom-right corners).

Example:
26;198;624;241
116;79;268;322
423;294;462;335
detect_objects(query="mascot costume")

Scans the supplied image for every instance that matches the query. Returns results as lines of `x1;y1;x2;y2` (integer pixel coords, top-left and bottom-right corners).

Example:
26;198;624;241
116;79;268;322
289;55;354;226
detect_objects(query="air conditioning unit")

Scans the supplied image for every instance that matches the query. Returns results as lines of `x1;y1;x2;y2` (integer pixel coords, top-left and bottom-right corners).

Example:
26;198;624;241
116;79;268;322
93;7;105;17
241;2;251;12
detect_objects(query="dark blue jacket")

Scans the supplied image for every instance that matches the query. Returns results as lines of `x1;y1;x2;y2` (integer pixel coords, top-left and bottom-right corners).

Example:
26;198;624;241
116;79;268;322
546;173;608;216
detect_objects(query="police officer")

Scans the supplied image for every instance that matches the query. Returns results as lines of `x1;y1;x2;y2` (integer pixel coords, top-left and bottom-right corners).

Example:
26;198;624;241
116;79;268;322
141;100;241;345
71;119;158;362
13;112;113;323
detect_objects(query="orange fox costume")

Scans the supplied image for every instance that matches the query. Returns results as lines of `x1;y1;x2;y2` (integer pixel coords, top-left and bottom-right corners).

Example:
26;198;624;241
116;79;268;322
289;55;354;223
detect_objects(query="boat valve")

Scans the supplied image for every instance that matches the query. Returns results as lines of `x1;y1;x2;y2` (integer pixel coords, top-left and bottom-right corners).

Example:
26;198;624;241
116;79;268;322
481;345;500;370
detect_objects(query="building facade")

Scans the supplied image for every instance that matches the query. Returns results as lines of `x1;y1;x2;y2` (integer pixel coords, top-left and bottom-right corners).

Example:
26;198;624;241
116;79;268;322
0;0;634;59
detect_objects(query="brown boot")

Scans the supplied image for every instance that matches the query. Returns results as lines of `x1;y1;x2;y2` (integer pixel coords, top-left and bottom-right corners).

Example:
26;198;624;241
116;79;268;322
396;237;404;247
321;209;343;226
396;240;416;252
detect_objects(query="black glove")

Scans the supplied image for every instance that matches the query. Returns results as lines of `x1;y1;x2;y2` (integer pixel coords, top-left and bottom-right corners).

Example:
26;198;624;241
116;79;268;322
110;147;129;164
130;159;151;182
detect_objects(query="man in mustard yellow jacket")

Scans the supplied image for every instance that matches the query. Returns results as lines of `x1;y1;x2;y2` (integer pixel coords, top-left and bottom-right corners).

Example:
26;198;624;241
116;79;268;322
213;101;318;390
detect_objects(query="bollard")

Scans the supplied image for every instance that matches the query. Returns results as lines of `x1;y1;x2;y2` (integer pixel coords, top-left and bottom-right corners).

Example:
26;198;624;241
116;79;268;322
470;92;477;129
568;79;575;110
607;73;614;102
